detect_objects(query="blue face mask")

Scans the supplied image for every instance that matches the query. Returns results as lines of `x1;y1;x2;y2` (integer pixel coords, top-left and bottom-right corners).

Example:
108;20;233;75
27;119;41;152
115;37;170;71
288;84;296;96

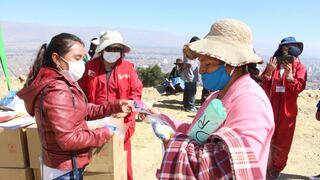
201;65;232;91
288;46;301;57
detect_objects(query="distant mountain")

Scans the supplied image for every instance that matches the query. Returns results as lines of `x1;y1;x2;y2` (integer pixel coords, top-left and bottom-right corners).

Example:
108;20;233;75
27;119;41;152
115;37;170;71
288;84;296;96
0;21;189;48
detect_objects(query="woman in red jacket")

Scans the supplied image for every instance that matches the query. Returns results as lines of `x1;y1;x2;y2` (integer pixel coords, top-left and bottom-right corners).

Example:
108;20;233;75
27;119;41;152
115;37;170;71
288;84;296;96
261;37;307;179
79;31;143;180
17;33;131;180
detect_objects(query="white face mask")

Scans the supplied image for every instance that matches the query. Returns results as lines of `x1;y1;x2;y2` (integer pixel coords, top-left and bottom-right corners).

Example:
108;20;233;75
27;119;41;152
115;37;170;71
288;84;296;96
60;57;85;82
103;52;121;63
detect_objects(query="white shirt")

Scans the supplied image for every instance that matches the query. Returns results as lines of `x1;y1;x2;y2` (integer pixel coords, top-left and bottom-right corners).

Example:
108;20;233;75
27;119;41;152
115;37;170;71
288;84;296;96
40;157;71;180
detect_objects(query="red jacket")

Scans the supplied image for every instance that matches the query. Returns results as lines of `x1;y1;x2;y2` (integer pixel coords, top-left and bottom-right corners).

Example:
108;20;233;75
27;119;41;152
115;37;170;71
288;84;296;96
17;67;122;170
262;58;307;117
79;57;142;141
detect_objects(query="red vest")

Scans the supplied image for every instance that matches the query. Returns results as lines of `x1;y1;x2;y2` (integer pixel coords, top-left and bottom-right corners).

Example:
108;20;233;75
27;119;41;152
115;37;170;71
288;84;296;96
79;57;143;140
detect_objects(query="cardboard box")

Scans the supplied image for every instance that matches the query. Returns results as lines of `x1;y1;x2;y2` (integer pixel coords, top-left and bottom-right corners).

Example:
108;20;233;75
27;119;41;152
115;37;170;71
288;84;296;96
84;152;127;180
33;168;41;180
0;168;33;180
26;124;41;169
32;153;127;180
26;123;125;173
85;134;125;173
0;127;29;168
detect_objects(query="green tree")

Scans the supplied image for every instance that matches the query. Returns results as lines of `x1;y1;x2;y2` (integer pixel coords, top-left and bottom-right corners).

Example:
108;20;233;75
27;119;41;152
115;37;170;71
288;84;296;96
137;65;167;87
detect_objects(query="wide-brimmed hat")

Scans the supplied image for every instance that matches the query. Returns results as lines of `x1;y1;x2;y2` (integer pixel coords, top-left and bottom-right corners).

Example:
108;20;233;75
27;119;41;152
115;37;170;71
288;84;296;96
91;38;99;46
95;31;131;53
185;19;262;66
279;36;303;53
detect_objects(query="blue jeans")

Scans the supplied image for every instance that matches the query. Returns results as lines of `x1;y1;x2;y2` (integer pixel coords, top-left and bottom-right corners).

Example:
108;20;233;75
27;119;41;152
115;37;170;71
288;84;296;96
53;168;84;180
183;82;197;109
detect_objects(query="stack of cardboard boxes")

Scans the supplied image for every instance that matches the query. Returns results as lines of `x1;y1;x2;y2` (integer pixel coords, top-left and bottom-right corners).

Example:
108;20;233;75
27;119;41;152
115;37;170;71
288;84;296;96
0;123;127;180
0;127;33;180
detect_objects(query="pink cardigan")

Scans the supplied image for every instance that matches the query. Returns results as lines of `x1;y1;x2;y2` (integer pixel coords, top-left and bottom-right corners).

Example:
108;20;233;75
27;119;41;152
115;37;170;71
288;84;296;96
160;73;275;178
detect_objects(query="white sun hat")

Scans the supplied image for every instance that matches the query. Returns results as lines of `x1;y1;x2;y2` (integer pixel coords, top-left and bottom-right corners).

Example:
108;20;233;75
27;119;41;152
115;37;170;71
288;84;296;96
91;38;99;46
95;31;131;53
185;19;262;66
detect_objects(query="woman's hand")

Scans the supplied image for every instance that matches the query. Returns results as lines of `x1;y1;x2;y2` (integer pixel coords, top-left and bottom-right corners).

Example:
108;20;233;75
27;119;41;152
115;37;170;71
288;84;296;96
283;62;292;75
265;57;277;76
146;106;161;115
119;100;133;113
283;62;294;81
162;138;171;149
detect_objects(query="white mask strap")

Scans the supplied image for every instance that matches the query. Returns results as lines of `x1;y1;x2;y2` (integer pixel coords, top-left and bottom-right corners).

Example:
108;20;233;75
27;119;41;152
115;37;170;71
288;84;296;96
224;63;236;76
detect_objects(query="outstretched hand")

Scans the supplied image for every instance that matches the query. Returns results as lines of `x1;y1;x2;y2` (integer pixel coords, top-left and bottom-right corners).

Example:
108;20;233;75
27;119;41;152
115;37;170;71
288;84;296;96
265;57;277;76
119;100;133;113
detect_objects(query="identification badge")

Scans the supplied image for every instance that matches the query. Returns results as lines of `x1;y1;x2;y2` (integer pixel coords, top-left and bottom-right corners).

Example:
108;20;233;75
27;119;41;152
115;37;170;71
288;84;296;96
276;86;286;93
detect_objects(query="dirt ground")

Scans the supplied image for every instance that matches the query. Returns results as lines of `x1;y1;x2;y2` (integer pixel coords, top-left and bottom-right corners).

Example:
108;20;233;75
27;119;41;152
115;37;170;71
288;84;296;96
131;87;320;179
1;77;319;179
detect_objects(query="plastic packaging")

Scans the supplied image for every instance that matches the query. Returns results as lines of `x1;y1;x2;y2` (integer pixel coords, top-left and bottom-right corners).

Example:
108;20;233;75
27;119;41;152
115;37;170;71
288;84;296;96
187;99;227;144
148;115;175;140
132;100;152;115
0;91;17;106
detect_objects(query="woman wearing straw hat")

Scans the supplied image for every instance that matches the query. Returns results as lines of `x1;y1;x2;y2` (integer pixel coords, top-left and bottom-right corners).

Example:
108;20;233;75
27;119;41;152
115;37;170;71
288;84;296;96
261;37;307;179
79;31;142;180
146;19;275;179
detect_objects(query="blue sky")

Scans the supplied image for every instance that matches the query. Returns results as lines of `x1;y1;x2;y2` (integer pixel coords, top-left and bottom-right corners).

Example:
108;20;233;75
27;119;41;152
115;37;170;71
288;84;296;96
1;0;319;57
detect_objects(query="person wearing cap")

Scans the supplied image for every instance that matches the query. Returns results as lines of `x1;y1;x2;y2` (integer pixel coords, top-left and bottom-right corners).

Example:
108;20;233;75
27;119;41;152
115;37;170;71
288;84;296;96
82;38;99;63
310;102;320;179
261;37;307;179
165;58;184;94
181;36;200;112
146;19;274;179
88;37;99;58
78;31;142;180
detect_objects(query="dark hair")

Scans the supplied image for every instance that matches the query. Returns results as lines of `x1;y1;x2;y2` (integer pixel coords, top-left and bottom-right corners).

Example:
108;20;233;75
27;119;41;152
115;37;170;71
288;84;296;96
25;33;84;87
243;63;262;83
189;36;200;43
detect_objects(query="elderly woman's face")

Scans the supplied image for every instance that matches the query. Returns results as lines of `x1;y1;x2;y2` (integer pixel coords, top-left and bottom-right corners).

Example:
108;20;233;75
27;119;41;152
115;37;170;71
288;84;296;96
198;55;224;74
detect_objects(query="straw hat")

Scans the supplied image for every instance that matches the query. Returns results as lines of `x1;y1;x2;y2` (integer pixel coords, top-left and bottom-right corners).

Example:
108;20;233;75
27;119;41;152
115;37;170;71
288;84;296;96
185;19;262;66
95;31;131;53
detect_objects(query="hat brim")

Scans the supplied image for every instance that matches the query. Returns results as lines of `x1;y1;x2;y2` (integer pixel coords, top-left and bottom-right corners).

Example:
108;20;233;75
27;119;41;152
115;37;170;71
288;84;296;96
280;42;303;53
185;37;263;66
91;39;99;46
95;41;131;54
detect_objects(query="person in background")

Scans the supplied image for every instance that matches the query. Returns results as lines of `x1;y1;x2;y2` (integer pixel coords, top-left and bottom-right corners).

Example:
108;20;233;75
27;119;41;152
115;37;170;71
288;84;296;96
17;33;131;179
316;101;320;121
83;38;99;63
261;37;307;179
88;37;99;58
148;19;274;179
309;102;320;179
164;58;185;95
79;31;142;180
181;36;200;112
